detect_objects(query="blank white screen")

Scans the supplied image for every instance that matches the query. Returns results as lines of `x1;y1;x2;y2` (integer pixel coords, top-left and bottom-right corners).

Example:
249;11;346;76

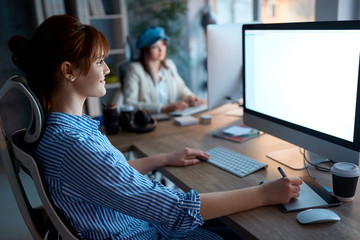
245;29;360;142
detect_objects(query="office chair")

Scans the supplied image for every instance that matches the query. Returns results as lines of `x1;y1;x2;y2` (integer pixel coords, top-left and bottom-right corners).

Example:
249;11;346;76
111;35;140;107
126;35;140;62
119;35;140;86
0;76;79;240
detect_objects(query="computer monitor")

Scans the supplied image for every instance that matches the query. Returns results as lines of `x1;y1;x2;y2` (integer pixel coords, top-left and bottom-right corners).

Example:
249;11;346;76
243;21;360;169
207;24;244;110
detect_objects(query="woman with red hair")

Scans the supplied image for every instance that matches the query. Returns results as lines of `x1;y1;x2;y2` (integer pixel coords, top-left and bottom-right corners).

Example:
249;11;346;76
9;15;301;240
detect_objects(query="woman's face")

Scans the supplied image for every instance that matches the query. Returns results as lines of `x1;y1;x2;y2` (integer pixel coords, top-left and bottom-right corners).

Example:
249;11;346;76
149;39;167;62
73;54;110;98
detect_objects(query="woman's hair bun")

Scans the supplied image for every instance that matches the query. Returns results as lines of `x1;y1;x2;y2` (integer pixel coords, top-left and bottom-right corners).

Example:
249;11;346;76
8;35;30;72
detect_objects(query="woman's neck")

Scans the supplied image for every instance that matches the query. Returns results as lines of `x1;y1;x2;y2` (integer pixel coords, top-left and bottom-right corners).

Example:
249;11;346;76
149;60;162;82
49;90;85;116
149;60;161;74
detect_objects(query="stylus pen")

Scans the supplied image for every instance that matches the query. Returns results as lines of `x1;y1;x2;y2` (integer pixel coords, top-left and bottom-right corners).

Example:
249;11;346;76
278;167;287;177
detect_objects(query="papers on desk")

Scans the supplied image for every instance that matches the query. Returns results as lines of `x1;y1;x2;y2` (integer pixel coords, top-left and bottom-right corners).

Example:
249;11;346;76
212;124;261;143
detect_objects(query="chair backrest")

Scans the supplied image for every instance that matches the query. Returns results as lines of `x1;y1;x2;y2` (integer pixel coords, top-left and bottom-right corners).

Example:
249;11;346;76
119;36;140;83
113;36;140;107
0;125;49;239
126;35;140;62
0;76;78;240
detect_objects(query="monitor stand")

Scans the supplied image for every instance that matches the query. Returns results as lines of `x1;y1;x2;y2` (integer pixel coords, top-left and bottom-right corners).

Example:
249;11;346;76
266;147;328;170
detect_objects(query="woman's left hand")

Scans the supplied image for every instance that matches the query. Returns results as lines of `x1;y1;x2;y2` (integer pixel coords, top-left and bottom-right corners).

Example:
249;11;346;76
187;96;204;107
165;147;209;167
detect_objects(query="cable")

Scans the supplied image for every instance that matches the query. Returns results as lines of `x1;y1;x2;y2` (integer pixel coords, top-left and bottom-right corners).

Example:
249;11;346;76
225;96;243;107
301;148;312;177
300;148;333;173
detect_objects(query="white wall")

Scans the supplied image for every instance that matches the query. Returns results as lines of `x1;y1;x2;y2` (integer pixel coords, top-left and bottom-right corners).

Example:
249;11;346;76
187;0;208;98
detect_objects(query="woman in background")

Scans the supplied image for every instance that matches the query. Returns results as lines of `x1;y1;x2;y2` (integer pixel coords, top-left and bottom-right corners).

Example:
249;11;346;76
122;26;204;113
9;15;302;240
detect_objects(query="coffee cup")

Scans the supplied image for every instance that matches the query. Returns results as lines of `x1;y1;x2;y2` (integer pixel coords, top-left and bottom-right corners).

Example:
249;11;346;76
330;162;360;201
103;104;119;135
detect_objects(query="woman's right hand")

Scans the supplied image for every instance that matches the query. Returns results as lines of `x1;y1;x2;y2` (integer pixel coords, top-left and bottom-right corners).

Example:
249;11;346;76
259;177;303;205
162;101;189;113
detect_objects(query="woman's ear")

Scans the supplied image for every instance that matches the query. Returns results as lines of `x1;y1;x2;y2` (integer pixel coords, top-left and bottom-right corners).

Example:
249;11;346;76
60;61;76;82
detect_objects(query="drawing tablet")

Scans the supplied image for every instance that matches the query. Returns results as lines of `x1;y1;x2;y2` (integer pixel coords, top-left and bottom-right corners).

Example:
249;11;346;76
280;176;341;212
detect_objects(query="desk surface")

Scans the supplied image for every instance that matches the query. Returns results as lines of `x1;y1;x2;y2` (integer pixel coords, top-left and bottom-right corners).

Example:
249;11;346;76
107;104;360;240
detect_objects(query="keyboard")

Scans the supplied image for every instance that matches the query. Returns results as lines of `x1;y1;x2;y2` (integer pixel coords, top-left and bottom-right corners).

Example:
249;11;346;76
206;147;267;177
168;104;208;116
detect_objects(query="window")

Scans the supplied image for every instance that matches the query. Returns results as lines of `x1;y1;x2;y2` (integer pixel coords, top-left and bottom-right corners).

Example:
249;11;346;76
261;0;315;23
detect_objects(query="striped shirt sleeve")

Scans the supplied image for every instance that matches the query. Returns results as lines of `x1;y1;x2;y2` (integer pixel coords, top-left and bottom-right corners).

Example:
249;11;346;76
59;134;205;233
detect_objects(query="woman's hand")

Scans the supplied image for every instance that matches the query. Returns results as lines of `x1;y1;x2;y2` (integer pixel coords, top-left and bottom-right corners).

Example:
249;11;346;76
199;176;301;220
161;101;189;113
129;148;208;174
187;96;204;107
259;177;303;205
164;147;210;167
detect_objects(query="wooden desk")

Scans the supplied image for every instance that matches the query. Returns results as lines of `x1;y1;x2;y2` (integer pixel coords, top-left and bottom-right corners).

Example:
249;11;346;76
107;104;360;240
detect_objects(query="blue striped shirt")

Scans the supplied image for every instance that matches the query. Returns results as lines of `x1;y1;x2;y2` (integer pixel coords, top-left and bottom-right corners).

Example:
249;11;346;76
34;112;222;240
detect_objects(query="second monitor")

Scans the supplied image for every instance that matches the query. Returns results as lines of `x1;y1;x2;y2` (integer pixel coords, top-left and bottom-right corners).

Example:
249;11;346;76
207;23;244;111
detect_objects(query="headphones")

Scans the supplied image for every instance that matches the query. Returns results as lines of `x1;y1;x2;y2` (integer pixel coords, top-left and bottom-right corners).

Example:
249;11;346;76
119;110;157;133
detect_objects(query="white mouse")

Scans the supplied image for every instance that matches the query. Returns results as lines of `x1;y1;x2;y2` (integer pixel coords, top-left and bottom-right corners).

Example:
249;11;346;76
296;209;340;224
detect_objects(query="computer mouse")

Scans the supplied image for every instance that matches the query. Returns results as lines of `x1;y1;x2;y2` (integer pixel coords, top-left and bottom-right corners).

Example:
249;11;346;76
296;209;340;224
